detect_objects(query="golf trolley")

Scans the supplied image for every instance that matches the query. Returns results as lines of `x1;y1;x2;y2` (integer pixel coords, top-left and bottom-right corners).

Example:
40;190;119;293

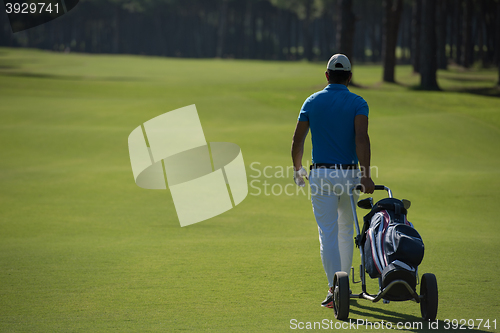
331;185;438;321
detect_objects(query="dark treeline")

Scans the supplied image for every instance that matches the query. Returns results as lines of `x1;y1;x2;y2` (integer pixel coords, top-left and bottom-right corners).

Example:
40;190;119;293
0;0;382;61
1;0;499;88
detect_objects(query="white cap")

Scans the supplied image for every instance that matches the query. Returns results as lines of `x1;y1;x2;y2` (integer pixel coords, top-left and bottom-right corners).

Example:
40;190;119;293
327;54;351;71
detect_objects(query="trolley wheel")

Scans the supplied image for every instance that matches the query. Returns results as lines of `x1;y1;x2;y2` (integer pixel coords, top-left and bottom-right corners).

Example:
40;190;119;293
333;272;350;320
420;273;438;321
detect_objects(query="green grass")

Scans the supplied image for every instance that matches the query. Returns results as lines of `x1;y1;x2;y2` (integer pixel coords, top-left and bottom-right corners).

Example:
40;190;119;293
0;47;499;332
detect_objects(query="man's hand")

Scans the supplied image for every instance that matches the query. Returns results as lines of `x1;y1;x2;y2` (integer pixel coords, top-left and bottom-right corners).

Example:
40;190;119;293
293;167;308;187
359;177;375;194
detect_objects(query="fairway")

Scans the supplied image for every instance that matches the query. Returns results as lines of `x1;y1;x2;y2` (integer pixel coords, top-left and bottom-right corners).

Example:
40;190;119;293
0;48;499;332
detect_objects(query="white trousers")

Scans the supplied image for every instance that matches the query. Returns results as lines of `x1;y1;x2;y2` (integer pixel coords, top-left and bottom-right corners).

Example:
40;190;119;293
309;168;360;288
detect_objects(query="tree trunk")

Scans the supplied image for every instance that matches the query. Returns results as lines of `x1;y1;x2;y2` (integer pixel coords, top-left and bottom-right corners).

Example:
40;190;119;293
411;0;421;73
455;1;463;65
321;10;332;59
477;18;485;67
287;10;293;60
436;0;448;69
461;0;473;68
369;23;377;62
485;0;496;67
356;3;367;62
382;0;403;82
303;0;314;61
216;0;228;58
112;7;120;53
419;0;439;90
401;5;412;64
479;0;494;67
336;0;355;60
497;1;500;85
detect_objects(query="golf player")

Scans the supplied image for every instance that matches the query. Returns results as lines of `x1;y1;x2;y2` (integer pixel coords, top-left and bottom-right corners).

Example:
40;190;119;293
291;54;375;308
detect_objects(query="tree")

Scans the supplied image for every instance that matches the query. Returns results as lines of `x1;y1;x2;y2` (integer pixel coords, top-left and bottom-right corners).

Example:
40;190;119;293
336;0;355;60
455;1;463;65
411;0;421;73
302;0;314;60
382;0;403;82
419;0;439;90
461;0;473;68
482;0;497;67
269;0;317;60
497;0;500;85
435;0;448;70
216;0;229;58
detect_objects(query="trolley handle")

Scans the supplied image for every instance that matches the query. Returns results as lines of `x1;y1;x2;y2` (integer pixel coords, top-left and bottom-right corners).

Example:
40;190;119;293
355;185;386;191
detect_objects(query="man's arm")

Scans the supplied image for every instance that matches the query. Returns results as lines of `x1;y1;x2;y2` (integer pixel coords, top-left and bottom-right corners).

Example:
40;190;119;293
291;120;310;171
354;115;375;194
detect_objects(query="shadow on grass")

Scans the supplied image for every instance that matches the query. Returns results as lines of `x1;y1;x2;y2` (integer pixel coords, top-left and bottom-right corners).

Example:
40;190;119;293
447;86;500;98
0;70;145;82
368;73;500;98
348;300;492;332
405;83;500;98
439;75;495;83
349;81;367;89
386;69;500;97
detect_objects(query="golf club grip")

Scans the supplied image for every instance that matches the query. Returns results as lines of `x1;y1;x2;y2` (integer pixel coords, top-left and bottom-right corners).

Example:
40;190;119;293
355;185;385;191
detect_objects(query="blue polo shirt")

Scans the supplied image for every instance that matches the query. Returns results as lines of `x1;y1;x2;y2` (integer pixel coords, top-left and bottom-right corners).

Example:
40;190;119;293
298;84;369;165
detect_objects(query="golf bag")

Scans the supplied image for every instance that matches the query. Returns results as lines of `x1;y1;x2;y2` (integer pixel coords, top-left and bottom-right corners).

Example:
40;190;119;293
361;198;425;300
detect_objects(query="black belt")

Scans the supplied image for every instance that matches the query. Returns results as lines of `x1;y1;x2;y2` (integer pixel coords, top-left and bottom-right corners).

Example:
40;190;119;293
310;163;358;170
